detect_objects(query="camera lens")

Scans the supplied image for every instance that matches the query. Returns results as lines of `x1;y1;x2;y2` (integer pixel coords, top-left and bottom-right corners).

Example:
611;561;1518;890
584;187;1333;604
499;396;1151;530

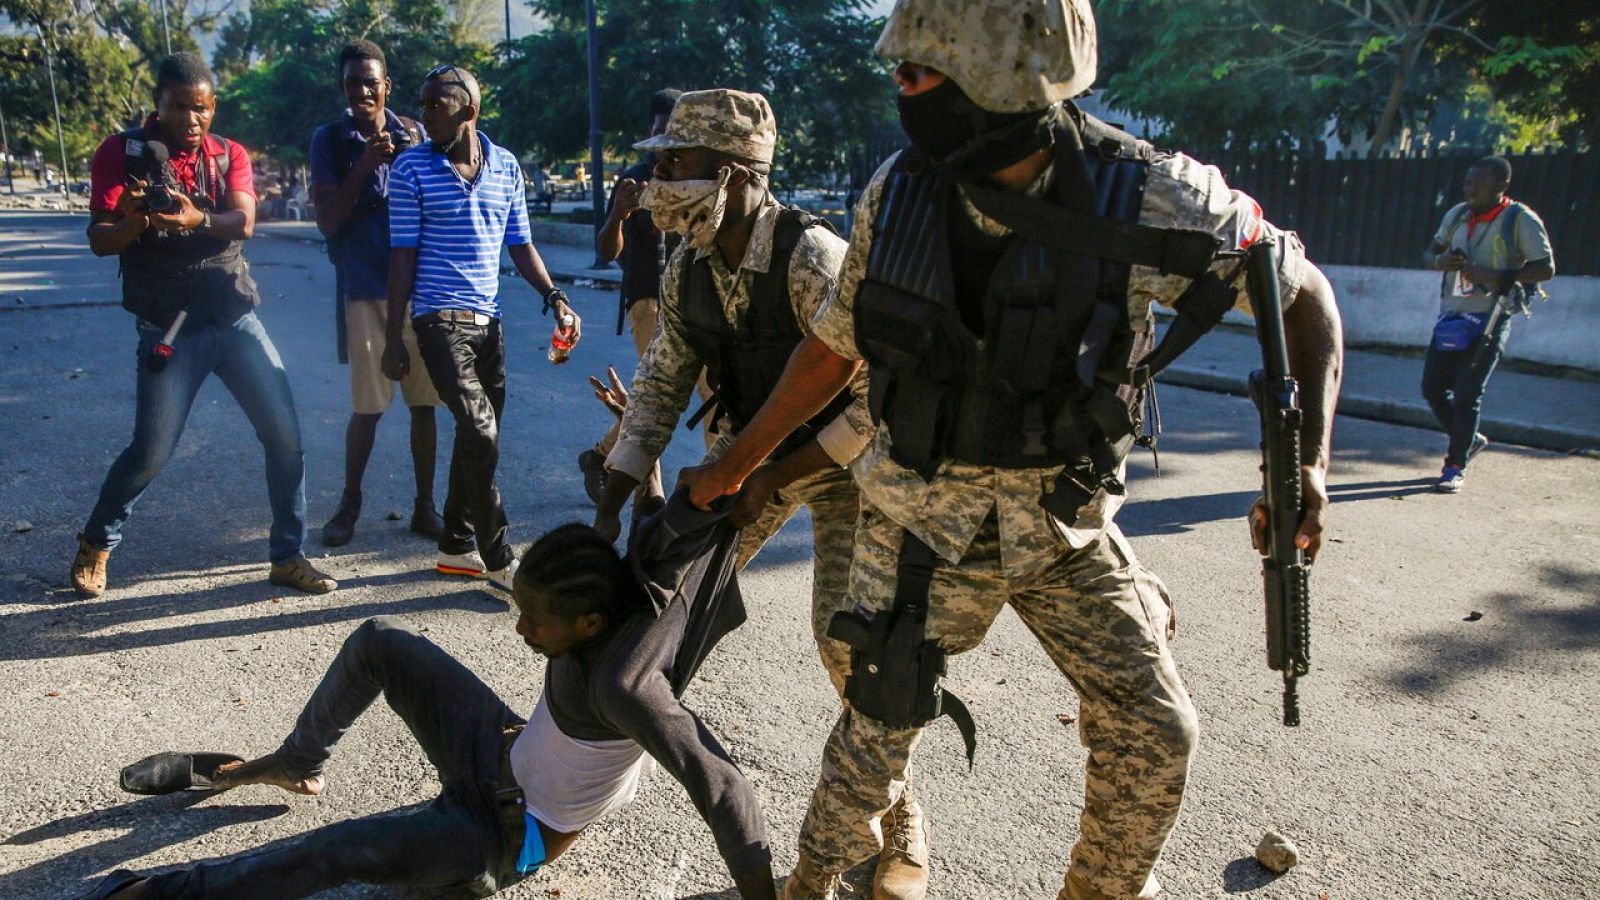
145;186;177;214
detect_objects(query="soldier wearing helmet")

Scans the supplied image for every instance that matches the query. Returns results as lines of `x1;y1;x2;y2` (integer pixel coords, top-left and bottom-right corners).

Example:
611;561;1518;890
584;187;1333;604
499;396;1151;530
683;1;1345;898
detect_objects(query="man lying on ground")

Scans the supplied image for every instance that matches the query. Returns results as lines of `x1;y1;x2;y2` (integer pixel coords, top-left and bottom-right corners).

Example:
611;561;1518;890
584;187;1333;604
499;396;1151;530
77;500;777;900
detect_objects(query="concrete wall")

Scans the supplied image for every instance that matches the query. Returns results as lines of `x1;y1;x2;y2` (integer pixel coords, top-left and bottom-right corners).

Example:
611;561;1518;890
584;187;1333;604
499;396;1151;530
529;221;594;248
1201;265;1600;372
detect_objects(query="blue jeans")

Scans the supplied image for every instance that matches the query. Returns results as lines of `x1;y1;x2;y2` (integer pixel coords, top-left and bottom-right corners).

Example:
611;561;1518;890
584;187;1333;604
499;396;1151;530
1421;312;1511;468
143;618;525;898
82;312;308;562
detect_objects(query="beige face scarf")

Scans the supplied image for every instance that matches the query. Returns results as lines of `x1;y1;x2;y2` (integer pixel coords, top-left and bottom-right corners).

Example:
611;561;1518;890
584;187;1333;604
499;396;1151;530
639;166;732;252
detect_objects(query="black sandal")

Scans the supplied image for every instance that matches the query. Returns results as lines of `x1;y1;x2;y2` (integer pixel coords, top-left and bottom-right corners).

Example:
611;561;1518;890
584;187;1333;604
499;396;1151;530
119;752;245;795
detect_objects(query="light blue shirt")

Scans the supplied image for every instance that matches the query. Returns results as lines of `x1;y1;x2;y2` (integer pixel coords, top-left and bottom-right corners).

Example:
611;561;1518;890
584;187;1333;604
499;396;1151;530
388;130;532;317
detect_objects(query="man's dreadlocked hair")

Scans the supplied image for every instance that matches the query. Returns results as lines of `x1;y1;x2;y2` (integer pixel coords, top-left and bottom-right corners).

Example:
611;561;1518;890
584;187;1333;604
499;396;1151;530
515;524;644;621
153;53;215;102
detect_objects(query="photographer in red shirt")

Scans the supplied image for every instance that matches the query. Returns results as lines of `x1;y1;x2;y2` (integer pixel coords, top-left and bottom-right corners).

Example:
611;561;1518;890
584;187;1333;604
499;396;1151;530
71;53;336;599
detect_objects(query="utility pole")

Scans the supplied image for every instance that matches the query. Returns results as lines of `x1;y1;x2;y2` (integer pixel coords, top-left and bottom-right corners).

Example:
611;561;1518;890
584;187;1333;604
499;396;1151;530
503;0;511;46
585;0;605;266
158;0;172;55
41;29;70;200
156;0;171;55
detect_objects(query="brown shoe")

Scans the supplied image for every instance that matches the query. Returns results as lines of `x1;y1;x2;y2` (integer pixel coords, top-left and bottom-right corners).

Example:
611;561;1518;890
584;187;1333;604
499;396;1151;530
779;856;842;900
873;796;929;900
269;556;338;595
71;534;110;598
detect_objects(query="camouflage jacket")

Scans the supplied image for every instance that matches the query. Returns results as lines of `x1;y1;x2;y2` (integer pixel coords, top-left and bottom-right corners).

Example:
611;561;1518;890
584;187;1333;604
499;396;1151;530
810;146;1310;578
608;193;868;481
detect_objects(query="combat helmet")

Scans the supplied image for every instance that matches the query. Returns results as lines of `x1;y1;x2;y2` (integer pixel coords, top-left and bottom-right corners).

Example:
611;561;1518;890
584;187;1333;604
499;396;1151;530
875;0;1098;113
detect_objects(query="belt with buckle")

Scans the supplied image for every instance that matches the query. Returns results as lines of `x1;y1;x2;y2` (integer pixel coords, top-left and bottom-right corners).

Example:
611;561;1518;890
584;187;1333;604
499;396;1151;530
423;309;493;326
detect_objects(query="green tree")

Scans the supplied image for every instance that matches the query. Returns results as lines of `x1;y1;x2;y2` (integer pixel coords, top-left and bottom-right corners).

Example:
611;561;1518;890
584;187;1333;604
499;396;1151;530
493;0;894;183
1096;0;1588;153
210;0;493;164
0;4;143;175
1453;0;1599;148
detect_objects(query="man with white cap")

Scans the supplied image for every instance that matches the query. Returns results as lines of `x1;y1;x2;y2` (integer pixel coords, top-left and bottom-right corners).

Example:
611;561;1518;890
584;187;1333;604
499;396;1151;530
681;2;1345;898
589;87;930;899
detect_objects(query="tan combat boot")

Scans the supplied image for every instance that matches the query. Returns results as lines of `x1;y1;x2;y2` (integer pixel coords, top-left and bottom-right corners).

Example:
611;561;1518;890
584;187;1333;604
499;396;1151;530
874;797;929;900
779;855;842;900
71;534;110;598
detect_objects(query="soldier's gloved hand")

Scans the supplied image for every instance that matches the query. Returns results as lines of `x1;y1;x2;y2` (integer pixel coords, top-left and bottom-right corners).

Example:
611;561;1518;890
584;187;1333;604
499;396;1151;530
679;460;743;512
1248;465;1329;564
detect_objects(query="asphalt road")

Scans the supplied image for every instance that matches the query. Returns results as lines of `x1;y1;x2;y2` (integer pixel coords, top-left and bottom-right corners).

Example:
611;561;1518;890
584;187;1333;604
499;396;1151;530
1;212;1596;899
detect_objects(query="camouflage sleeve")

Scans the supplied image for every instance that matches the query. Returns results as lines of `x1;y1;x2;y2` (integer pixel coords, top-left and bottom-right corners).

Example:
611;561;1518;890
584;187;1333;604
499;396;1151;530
606;244;704;482
809;153;899;361
790;226;873;466
1129;151;1308;321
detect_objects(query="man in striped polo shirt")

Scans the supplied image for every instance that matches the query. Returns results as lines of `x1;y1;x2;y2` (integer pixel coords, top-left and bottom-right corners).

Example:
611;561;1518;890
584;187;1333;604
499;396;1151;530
381;64;578;591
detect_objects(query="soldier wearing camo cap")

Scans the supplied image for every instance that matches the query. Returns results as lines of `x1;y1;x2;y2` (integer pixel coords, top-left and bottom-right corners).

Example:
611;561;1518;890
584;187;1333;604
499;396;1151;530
588;88;930;899
682;2;1345;898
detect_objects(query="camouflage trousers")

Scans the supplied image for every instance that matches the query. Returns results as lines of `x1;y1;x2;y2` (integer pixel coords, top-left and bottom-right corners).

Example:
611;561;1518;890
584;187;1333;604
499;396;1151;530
730;462;859;691
791;507;1197;900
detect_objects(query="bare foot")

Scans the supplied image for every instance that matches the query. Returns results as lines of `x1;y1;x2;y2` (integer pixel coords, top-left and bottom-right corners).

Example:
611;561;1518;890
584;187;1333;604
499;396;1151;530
212;754;324;796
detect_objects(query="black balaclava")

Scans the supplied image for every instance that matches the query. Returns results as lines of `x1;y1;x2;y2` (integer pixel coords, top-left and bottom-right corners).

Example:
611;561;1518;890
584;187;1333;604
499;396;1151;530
896;77;1058;178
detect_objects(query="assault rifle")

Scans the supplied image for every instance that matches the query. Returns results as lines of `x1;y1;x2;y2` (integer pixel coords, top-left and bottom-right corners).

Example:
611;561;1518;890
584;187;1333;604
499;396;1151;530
1244;239;1311;727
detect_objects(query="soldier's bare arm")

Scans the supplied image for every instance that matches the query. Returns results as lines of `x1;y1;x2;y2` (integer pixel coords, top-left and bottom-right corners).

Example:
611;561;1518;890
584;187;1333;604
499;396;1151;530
1250;261;1342;562
681;334;860;509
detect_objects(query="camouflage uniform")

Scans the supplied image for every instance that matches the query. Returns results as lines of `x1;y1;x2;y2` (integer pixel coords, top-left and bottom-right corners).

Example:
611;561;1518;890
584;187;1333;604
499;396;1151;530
789;146;1308;900
606;191;872;690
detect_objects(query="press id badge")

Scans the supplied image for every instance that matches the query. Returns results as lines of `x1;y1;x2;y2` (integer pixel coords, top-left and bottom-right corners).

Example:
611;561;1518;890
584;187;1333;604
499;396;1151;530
1453;271;1477;298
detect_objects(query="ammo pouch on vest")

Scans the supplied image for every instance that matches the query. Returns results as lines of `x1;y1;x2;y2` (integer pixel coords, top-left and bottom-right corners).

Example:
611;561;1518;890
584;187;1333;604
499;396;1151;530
855;109;1238;526
679;207;850;460
827;530;977;766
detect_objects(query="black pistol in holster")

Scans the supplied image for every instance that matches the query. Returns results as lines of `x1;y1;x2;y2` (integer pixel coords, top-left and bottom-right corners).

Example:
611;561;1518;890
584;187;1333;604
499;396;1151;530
1243;238;1312;727
827;530;977;766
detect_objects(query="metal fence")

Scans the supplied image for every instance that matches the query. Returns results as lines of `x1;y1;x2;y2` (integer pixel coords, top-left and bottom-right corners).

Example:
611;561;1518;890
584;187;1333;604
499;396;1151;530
1205;148;1598;276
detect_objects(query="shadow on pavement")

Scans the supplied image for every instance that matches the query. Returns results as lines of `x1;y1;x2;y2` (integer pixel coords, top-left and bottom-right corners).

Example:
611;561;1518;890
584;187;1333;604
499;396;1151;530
0;577;505;663
1386;563;1600;695
0;792;289;898
1120;490;1259;537
1221;854;1282;893
1326;476;1437;503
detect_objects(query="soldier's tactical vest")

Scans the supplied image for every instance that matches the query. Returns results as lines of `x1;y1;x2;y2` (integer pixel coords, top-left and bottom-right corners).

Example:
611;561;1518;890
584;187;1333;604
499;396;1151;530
118;126;258;328
680;207;851;459
855;111;1237;522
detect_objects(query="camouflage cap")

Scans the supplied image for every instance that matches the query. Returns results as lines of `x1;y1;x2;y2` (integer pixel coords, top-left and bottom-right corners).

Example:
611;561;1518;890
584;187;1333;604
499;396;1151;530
633;88;776;164
876;0;1098;113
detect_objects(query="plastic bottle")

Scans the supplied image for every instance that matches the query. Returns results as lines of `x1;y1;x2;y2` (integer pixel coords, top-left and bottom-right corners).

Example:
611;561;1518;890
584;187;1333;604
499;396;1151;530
548;313;576;364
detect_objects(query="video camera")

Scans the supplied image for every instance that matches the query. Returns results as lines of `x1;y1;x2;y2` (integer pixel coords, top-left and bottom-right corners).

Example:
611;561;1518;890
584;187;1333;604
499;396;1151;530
138;140;181;214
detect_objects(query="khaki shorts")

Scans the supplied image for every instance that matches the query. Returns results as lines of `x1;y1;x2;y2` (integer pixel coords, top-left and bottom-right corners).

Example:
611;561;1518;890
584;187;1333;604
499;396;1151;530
346;299;440;415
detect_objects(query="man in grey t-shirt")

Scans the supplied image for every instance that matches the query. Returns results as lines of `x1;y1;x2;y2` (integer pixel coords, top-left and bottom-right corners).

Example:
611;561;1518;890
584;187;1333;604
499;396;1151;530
1421;156;1555;493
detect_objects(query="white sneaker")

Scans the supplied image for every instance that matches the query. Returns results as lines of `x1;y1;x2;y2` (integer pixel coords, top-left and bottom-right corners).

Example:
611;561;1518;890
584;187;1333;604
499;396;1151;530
486;557;520;594
437;550;487;578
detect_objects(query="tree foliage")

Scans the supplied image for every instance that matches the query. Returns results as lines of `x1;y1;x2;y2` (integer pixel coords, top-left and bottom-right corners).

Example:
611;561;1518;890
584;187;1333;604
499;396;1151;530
211;0;492;165
1095;0;1591;153
492;0;894;183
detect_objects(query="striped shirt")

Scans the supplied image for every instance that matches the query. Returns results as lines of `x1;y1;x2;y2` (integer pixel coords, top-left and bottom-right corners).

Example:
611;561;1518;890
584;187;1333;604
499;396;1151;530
388;130;532;317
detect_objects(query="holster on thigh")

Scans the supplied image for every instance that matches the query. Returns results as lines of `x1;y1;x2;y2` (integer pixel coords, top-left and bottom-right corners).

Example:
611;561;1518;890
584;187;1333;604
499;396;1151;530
828;529;977;766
